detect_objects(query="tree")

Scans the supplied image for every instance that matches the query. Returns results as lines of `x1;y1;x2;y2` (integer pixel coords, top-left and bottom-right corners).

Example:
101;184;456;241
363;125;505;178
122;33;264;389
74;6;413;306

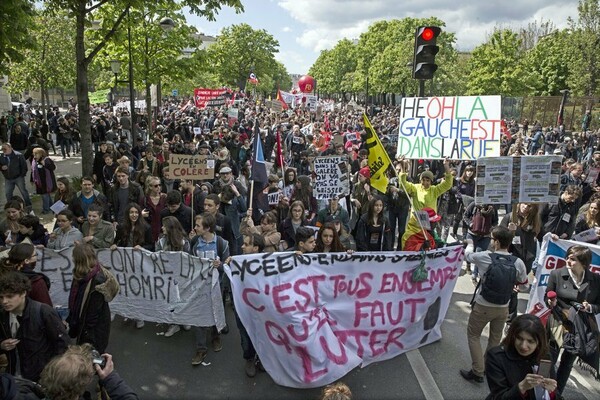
43;0;244;177
7;8;76;117
523;30;572;96
206;23;279;90
311;17;457;100
566;0;600;96
0;0;36;74
309;39;357;100
92;2;201;133
465;29;532;96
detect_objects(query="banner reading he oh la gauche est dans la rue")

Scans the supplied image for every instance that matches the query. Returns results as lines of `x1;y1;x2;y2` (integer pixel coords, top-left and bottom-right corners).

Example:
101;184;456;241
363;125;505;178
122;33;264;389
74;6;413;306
226;247;465;388
37;247;226;330
397;96;502;160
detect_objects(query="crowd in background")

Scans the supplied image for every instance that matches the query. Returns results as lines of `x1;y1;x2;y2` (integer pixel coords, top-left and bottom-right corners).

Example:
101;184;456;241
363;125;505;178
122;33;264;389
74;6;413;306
0;96;599;399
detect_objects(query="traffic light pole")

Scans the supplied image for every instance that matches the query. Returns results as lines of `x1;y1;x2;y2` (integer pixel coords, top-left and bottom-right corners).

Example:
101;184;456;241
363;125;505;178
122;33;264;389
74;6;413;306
418;80;425;97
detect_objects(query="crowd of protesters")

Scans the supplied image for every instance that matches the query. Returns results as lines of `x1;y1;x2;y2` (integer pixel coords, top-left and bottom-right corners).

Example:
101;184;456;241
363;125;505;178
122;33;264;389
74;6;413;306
0;96;599;399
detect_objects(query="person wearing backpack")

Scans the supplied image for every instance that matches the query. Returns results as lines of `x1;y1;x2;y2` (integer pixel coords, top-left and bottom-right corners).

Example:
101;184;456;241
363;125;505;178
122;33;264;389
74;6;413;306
463;202;498;284
460;226;528;384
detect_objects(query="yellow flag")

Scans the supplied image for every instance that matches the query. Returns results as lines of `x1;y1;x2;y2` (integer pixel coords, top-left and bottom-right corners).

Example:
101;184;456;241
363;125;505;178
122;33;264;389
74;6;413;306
363;113;392;194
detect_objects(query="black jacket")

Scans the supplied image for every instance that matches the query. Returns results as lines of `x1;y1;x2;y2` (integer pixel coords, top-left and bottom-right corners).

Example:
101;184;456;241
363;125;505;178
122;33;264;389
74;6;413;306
110;182;143;222
69;190;111;222
545;267;600;313
539;198;580;240
67;269;113;353
500;215;537;273
0;299;70;382
160;203;194;235
355;213;392;251
485;345;554;400
0;150;28;180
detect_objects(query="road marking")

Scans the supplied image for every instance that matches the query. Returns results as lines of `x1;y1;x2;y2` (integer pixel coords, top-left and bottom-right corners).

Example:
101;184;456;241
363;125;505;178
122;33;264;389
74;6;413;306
406;349;444;400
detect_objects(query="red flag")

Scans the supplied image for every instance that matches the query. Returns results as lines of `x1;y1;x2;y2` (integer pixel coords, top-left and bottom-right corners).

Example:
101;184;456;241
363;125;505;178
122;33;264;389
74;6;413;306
276;89;289;110
501;119;511;140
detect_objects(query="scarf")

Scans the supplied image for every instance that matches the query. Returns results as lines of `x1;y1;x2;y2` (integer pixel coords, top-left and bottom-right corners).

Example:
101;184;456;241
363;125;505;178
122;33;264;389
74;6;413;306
31;158;54;191
563;307;600;380
68;263;101;327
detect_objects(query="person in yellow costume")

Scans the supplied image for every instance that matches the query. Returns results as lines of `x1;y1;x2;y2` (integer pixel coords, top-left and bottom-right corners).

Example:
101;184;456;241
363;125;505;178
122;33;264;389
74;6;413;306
398;157;454;249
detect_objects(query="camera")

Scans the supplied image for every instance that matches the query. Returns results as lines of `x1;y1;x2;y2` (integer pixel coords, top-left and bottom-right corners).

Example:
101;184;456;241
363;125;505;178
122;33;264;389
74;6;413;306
91;349;106;369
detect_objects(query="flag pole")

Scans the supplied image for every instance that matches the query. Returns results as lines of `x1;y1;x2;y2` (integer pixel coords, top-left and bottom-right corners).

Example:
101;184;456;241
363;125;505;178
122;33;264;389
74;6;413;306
249;180;255;210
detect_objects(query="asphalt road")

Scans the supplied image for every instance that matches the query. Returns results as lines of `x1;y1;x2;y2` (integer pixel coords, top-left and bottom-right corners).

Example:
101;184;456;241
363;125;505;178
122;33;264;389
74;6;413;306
1;155;599;399
104;273;599;400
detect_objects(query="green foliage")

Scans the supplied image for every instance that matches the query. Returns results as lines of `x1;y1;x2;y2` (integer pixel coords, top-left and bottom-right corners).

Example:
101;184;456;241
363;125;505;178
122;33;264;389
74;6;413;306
310;17;458;97
0;0;36;74
565;0;600;96
6;8;75;96
309;39;357;96
466;29;531;96
206;23;280;90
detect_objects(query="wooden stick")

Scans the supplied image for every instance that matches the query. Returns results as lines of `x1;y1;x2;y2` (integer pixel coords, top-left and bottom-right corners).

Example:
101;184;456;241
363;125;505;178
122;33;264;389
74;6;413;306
249;180;255;210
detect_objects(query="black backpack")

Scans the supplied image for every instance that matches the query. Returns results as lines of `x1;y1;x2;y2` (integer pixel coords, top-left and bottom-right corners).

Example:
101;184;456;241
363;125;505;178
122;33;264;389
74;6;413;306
473;253;518;305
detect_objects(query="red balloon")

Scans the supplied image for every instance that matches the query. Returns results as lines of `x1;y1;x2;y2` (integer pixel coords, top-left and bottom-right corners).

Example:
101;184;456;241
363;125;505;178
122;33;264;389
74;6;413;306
298;75;315;93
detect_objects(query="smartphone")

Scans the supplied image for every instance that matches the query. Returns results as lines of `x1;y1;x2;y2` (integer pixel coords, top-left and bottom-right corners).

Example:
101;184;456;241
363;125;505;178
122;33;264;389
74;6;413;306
538;359;552;378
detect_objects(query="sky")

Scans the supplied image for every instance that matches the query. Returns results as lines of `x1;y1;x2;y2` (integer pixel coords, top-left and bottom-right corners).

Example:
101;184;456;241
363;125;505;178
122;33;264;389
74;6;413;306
185;0;581;75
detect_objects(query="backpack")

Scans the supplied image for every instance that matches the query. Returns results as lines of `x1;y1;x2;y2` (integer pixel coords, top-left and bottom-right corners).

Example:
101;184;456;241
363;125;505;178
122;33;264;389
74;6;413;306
472;253;518;305
470;207;492;236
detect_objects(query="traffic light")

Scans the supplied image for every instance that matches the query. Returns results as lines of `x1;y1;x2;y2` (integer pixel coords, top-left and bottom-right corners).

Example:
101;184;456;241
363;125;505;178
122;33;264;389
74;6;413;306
412;26;441;80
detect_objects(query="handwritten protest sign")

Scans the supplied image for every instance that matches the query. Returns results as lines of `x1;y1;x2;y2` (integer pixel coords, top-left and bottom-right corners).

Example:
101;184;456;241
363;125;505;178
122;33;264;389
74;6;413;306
313;156;350;200
475;156;562;204
226;247;464;388
166;154;215;180
39;247;225;329
527;234;600;327
227;107;239;127
397;96;502;160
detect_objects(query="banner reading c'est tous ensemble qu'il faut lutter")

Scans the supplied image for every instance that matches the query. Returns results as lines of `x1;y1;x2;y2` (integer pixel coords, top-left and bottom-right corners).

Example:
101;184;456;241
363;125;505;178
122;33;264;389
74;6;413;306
226;247;464;388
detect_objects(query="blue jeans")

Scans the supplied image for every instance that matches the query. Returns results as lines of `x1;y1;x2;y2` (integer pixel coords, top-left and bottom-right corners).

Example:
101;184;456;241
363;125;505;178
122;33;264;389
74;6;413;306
234;309;256;360
5;176;32;207
194;325;219;351
61;138;73;157
41;193;51;212
466;233;492;278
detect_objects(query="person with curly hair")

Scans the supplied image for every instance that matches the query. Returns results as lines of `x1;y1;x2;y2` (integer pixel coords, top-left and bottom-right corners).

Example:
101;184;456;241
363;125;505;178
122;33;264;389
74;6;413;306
39;344;138;400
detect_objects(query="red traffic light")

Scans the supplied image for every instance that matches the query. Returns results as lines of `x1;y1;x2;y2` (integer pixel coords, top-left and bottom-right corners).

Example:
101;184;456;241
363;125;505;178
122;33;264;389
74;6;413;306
421;28;435;41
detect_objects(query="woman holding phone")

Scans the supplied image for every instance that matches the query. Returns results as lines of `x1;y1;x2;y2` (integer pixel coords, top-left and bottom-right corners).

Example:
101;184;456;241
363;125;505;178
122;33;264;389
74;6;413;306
485;314;557;399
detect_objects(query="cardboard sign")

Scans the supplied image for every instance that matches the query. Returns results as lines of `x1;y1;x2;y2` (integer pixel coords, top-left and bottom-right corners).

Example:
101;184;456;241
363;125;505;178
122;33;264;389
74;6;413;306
313;156;350;200
166;154;215;180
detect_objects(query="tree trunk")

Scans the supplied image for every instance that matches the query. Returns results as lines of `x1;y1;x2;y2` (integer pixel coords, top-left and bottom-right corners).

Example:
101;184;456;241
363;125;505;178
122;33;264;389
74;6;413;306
76;4;92;177
40;78;47;121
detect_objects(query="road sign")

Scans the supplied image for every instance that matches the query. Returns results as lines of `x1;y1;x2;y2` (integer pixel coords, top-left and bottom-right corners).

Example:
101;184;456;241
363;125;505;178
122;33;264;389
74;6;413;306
172;89;179;97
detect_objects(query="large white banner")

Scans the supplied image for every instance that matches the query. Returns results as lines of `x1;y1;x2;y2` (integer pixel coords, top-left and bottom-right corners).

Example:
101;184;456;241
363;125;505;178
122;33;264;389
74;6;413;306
38;248;225;330
526;234;600;325
225;247;464;388
397;96;501;160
